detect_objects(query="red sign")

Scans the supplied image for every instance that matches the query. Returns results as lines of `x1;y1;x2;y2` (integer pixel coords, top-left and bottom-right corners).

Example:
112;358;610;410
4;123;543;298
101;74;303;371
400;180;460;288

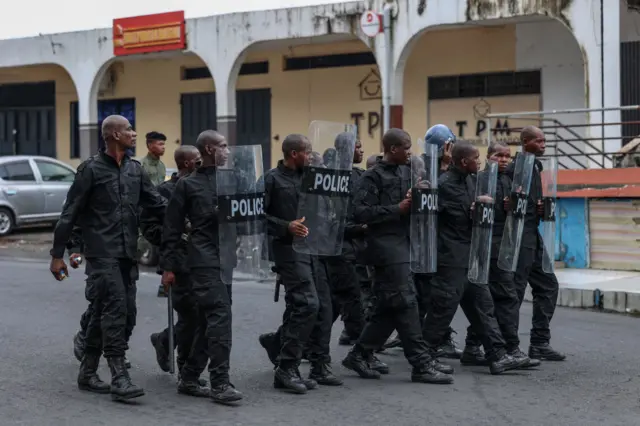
113;11;186;56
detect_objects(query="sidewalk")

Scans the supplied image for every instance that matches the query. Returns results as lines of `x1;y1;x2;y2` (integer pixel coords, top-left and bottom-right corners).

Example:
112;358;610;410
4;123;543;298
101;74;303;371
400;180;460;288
524;268;640;314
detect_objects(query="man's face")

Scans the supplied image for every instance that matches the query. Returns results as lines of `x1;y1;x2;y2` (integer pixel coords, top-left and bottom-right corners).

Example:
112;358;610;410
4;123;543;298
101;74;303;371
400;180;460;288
488;146;511;172
462;147;481;174
292;140;312;169
353;141;364;164
114;119;137;149
213;139;230;166
524;130;546;156
148;139;166;157
390;138;412;165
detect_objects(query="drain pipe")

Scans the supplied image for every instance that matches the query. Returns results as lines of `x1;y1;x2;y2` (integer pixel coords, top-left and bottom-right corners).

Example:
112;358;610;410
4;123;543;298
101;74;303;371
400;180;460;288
600;0;605;166
382;2;393;133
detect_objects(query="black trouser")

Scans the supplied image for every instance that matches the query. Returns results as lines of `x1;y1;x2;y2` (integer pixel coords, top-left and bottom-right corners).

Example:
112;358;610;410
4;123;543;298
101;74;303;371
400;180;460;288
514;243;559;346
83;258;138;358
325;255;364;339
423;266;506;361
354;263;432;368
273;257;333;366
180;267;232;387
487;257;520;351
357;265;374;322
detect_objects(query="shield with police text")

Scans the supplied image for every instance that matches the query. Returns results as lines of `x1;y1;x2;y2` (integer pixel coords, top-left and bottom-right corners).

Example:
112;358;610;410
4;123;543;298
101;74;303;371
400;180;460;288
468;161;498;284
410;140;438;273
292;121;357;256
539;156;558;273
497;152;535;272
217;145;267;284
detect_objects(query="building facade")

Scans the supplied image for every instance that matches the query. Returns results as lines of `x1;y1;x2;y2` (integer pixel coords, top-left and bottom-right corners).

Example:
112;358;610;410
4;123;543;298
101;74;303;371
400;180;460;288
0;0;633;170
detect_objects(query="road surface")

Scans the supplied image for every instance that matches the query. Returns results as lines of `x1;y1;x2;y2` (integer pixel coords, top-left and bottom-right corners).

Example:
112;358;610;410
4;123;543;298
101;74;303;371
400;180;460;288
0;257;638;426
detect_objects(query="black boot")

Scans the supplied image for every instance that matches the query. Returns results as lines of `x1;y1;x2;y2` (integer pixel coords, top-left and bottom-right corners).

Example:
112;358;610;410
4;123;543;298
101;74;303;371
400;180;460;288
310;363;343;386
73;331;85;363
150;333;170;372
177;379;210;398
338;329;356;346
433;329;463;359
107;357;144;401
411;361;454;384
274;368;317;390
366;354;390;375
342;350;381;379
528;344;566;361
258;333;279;367
210;382;243;405
274;366;308;394
77;353;110;394
432;359;455;374
508;348;541;368
489;353;529;375
460;345;489;366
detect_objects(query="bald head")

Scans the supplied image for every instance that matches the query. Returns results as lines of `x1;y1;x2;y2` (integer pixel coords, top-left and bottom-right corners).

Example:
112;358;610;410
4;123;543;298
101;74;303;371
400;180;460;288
282;134;310;159
520;125;543;144
101;115;127;141
452;141;478;166
382;128;411;153
195;130;225;155
175;145;200;171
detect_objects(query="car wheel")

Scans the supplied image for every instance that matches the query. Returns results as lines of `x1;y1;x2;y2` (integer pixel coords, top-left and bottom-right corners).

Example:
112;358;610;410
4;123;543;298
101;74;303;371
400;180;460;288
138;245;159;267
0;208;14;237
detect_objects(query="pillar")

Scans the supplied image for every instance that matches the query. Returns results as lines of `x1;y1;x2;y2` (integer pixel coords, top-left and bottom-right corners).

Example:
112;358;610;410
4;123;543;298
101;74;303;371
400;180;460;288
217;116;237;146
79;123;100;159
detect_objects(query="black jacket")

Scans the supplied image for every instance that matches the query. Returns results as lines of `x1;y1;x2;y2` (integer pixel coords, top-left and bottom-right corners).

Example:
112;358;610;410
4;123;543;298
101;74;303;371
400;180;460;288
161;166;237;272
505;153;543;250
353;160;411;266
51;150;166;260
264;161;311;264
437;166;476;268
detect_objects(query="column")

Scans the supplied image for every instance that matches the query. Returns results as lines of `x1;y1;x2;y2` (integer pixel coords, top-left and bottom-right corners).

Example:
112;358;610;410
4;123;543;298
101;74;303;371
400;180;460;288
217;116;237;146
79;123;100;159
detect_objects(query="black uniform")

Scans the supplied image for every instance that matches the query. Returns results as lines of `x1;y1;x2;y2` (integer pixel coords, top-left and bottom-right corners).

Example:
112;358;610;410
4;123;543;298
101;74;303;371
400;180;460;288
507;155;560;351
51;151;165;398
262;161;334;382
140;173;205;377
161;165;236;394
325;165;366;342
343;160;452;384
422;166;508;363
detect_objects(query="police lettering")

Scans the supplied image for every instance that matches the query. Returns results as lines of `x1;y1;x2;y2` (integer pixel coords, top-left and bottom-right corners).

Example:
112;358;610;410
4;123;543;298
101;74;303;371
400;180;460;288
313;172;351;194
515;198;527;215
420;192;438;213
230;196;264;219
480;206;494;225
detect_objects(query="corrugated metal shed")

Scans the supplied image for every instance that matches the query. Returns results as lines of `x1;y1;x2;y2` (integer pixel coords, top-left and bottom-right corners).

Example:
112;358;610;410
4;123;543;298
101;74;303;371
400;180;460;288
589;199;640;270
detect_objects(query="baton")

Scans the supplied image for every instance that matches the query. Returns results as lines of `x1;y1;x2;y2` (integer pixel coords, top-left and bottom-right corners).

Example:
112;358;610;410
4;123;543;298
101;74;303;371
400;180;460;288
167;287;175;374
271;266;280;302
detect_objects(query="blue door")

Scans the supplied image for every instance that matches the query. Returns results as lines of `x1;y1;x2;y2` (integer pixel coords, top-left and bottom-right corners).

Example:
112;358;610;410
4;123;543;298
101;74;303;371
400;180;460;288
98;98;136;153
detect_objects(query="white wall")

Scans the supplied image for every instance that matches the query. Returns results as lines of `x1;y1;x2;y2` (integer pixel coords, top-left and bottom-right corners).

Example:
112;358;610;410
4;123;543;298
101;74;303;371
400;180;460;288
620;0;640;42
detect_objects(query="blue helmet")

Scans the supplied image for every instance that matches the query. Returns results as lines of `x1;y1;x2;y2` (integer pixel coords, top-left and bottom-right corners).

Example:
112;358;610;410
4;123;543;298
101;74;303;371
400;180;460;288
425;124;455;148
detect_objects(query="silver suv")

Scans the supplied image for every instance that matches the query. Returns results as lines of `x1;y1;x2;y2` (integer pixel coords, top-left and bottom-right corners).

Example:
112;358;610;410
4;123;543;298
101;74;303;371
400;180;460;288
0;155;75;236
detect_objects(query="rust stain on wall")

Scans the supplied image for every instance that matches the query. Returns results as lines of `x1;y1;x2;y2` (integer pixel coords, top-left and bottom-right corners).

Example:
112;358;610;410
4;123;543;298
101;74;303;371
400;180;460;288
466;0;573;30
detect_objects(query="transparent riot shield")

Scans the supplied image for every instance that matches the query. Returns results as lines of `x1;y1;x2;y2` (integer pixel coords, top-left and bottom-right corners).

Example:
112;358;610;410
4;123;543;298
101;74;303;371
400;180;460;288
497;152;536;272
293;121;356;256
539;157;558;273
217;145;267;284
468;161;498;284
410;140;438;273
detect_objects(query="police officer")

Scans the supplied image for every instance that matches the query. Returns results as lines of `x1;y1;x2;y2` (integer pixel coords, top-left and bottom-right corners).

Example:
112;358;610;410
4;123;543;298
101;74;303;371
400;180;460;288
141;146;211;396
422;141;530;374
341;128;453;385
160;130;243;405
50;114;166;401
259;134;341;394
508;126;565;361
486;142;541;368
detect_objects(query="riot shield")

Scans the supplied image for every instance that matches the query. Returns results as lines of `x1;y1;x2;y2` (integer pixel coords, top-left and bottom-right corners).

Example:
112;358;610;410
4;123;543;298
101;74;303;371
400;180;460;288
468;161;498;284
217;145;267;284
410;140;438;273
539;157;558;273
292;121;356;256
497;152;536;272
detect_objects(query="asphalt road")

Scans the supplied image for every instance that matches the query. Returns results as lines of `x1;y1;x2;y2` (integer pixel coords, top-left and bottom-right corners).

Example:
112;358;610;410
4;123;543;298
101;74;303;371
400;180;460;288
1;257;638;426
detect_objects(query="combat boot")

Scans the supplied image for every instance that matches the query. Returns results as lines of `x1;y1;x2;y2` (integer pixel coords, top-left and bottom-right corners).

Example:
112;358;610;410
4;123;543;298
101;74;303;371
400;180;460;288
460;345;490;366
309;362;343;386
73;331;85;362
258;333;279;367
274;368;318;390
150;332;170;372
528;344;566;361
508;348;541;369
77;352;110;394
433;329;463;359
177;379;210;398
342;350;381;379
210;382;243;405
107;357;145;401
489;353;529;375
366;354;389;375
411;361;454;384
274;365;308;394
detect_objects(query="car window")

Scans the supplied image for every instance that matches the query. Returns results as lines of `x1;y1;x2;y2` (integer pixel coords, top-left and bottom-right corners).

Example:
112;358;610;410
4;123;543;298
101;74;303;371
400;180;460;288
35;161;75;182
0;161;36;182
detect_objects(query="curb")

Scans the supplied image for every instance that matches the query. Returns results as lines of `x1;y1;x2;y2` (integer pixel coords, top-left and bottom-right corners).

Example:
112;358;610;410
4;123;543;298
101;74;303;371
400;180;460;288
523;286;640;314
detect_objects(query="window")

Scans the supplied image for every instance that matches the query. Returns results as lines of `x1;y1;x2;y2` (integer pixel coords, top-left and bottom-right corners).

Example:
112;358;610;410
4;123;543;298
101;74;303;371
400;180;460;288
428;70;541;100
0;161;36;181
284;52;377;71
35;161;75;182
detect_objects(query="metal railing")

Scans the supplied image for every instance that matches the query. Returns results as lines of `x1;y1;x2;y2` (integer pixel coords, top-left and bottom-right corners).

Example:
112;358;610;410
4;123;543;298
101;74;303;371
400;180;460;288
485;106;640;169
